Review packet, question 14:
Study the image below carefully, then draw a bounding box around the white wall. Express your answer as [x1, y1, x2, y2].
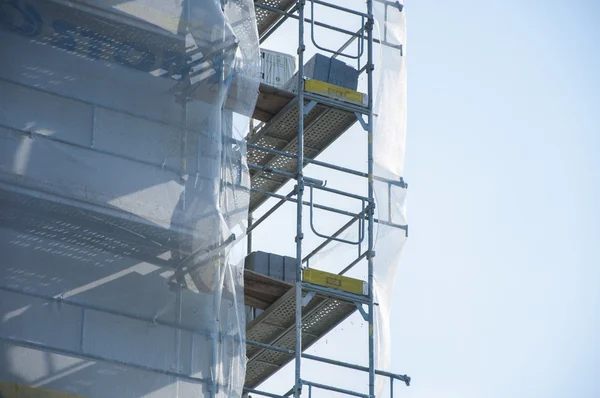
[0, 6, 243, 396]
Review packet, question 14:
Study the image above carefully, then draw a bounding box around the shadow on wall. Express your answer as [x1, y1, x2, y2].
[0, 200, 219, 397]
[0, 2, 247, 396]
[0, 0, 235, 214]
[0, 161, 244, 397]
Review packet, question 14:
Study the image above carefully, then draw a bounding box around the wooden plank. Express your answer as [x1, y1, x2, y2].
[252, 83, 295, 122]
[252, 107, 275, 123]
[245, 295, 271, 310]
[244, 269, 293, 291]
[244, 269, 293, 309]
[245, 277, 290, 299]
[176, 81, 292, 123]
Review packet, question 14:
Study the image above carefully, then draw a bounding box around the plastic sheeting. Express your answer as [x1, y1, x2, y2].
[372, 0, 408, 396]
[0, 0, 259, 396]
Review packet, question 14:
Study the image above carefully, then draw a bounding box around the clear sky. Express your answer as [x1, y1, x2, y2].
[396, 1, 599, 397]
[250, 0, 600, 397]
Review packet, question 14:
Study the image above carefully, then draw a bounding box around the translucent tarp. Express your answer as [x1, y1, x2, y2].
[372, 1, 408, 395]
[0, 0, 259, 396]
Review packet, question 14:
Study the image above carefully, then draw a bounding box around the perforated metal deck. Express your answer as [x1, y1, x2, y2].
[247, 92, 359, 211]
[245, 286, 357, 389]
[255, 0, 297, 37]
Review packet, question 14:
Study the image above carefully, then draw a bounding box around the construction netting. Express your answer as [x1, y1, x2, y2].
[0, 0, 259, 396]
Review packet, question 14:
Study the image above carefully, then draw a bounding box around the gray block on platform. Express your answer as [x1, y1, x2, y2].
[304, 54, 332, 84]
[245, 251, 296, 283]
[244, 251, 296, 323]
[328, 57, 359, 89]
[283, 54, 358, 93]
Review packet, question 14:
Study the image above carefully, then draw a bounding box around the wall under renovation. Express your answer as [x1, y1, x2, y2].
[0, 0, 259, 396]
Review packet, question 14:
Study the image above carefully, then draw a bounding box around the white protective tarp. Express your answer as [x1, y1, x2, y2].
[0, 0, 259, 396]
[372, 0, 408, 396]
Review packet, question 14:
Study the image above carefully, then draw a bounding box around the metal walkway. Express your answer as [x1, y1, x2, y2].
[255, 0, 297, 39]
[243, 271, 360, 389]
[248, 83, 365, 211]
[244, 0, 410, 397]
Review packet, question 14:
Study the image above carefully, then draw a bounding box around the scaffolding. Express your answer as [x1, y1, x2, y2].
[0, 0, 408, 396]
[242, 0, 409, 397]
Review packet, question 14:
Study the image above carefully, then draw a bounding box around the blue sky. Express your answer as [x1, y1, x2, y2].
[252, 0, 600, 396]
[397, 1, 600, 397]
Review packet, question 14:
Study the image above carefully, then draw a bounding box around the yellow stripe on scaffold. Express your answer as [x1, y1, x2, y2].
[302, 268, 367, 296]
[304, 80, 368, 107]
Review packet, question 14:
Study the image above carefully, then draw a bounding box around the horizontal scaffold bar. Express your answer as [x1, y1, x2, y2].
[247, 142, 408, 188]
[250, 188, 408, 232]
[254, 3, 403, 52]
[244, 341, 410, 385]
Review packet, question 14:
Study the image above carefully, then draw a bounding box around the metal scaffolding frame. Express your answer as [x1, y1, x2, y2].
[244, 0, 409, 396]
[0, 0, 408, 395]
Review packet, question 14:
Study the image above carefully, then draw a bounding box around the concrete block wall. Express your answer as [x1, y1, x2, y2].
[0, 16, 243, 398]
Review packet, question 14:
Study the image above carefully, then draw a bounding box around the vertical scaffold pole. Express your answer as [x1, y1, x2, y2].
[294, 0, 306, 397]
[366, 0, 376, 397]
